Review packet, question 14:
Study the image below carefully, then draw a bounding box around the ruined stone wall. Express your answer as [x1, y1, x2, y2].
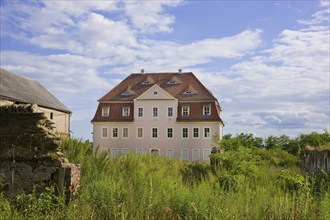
[301, 147, 330, 173]
[0, 104, 80, 197]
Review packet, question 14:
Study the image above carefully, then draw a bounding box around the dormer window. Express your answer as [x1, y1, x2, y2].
[183, 91, 194, 95]
[203, 105, 211, 116]
[122, 107, 130, 117]
[121, 91, 132, 96]
[141, 81, 151, 85]
[182, 106, 189, 116]
[167, 80, 178, 85]
[102, 106, 110, 117]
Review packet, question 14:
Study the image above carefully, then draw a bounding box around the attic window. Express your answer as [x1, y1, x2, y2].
[121, 91, 132, 96]
[167, 80, 178, 85]
[182, 91, 194, 95]
[141, 81, 151, 85]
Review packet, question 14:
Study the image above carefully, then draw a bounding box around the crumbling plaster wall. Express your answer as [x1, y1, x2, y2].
[0, 104, 79, 196]
[301, 148, 330, 173]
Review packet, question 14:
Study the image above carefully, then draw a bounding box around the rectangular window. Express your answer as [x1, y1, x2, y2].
[193, 128, 199, 138]
[181, 149, 189, 160]
[122, 148, 129, 155]
[182, 128, 188, 138]
[166, 149, 174, 158]
[182, 106, 189, 116]
[153, 107, 158, 117]
[102, 127, 108, 138]
[122, 107, 130, 117]
[167, 128, 173, 138]
[204, 127, 211, 138]
[102, 106, 110, 117]
[152, 128, 158, 138]
[192, 149, 199, 161]
[138, 107, 143, 117]
[123, 128, 129, 138]
[203, 149, 211, 160]
[111, 148, 118, 157]
[203, 105, 211, 116]
[137, 127, 143, 138]
[168, 107, 173, 117]
[112, 128, 118, 138]
[136, 148, 143, 155]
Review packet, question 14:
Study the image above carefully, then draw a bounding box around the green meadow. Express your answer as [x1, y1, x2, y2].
[1, 131, 329, 220]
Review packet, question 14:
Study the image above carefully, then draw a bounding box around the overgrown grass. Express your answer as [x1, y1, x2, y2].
[0, 137, 329, 219]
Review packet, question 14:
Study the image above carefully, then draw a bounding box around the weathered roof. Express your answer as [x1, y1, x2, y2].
[99, 72, 218, 102]
[0, 68, 71, 113]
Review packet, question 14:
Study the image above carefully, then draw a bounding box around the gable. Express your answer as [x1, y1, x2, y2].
[135, 84, 176, 100]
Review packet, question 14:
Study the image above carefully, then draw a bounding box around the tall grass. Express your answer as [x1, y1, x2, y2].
[0, 138, 329, 219]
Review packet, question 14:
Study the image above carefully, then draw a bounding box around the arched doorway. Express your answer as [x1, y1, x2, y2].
[151, 148, 159, 155]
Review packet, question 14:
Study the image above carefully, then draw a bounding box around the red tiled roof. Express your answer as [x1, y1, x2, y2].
[92, 72, 223, 124]
[99, 72, 217, 102]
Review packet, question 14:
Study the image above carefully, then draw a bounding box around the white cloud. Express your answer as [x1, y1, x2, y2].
[297, 1, 329, 26]
[124, 1, 183, 33]
[0, 51, 110, 95]
[1, 0, 329, 139]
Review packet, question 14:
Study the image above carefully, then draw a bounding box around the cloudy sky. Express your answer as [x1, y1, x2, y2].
[1, 0, 329, 140]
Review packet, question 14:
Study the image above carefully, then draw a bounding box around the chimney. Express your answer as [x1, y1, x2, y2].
[178, 68, 182, 73]
[141, 69, 145, 74]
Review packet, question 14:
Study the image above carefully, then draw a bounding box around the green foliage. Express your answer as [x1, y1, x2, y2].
[14, 187, 66, 219]
[181, 162, 211, 186]
[277, 170, 308, 192]
[1, 136, 330, 219]
[254, 148, 299, 167]
[219, 133, 263, 151]
[218, 175, 238, 192]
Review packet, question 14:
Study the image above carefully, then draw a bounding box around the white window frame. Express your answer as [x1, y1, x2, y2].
[181, 149, 189, 160]
[166, 149, 174, 158]
[167, 107, 173, 117]
[122, 107, 130, 117]
[203, 105, 211, 116]
[122, 127, 129, 138]
[204, 127, 211, 139]
[167, 127, 173, 139]
[182, 128, 188, 139]
[137, 127, 143, 139]
[192, 149, 200, 161]
[182, 106, 189, 116]
[111, 148, 118, 157]
[122, 148, 129, 155]
[203, 149, 211, 160]
[136, 148, 143, 155]
[137, 107, 144, 117]
[152, 127, 158, 139]
[112, 127, 118, 138]
[102, 106, 110, 117]
[193, 128, 199, 139]
[101, 127, 108, 139]
[152, 107, 159, 117]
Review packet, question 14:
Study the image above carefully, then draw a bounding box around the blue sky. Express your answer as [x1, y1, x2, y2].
[1, 0, 329, 140]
